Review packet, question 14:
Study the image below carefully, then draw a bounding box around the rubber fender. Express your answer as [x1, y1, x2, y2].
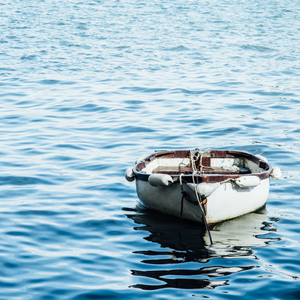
[235, 176, 260, 188]
[125, 168, 135, 182]
[271, 167, 281, 180]
[191, 182, 220, 197]
[148, 174, 174, 187]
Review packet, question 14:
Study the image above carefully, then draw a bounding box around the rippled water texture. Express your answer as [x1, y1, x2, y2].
[0, 0, 300, 299]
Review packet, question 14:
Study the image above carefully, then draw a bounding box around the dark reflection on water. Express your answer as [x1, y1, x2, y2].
[131, 270, 230, 290]
[125, 208, 277, 290]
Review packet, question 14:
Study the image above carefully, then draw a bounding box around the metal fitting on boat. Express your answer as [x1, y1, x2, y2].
[270, 167, 281, 180]
[125, 168, 136, 182]
[148, 174, 174, 187]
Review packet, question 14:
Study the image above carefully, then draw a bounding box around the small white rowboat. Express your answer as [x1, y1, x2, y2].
[125, 149, 281, 226]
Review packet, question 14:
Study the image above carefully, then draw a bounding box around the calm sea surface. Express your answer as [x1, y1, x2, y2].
[1, 0, 300, 299]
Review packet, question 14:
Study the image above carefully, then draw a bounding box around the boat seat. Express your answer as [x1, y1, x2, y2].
[152, 166, 251, 175]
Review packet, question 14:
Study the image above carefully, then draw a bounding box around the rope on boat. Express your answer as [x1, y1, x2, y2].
[179, 174, 197, 217]
[179, 149, 214, 245]
[191, 149, 213, 245]
[190, 148, 214, 173]
[192, 171, 213, 246]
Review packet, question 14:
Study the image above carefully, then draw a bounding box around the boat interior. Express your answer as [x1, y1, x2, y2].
[137, 150, 268, 176]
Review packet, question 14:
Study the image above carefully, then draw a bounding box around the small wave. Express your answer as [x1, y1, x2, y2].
[0, 176, 54, 186]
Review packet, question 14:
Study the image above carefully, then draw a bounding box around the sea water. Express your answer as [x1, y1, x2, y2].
[0, 0, 300, 299]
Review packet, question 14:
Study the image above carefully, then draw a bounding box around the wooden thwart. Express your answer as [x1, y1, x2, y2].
[152, 166, 251, 175]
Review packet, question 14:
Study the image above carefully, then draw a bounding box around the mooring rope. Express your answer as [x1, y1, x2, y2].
[190, 149, 213, 245]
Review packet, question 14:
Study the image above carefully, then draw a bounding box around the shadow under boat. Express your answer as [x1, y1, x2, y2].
[124, 206, 279, 290]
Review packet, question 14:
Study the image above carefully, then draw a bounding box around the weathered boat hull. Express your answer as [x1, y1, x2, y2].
[135, 177, 269, 225]
[126, 149, 280, 225]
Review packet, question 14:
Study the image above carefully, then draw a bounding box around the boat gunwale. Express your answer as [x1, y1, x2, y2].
[133, 149, 272, 183]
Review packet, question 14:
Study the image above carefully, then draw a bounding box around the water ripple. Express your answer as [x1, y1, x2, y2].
[0, 0, 299, 299]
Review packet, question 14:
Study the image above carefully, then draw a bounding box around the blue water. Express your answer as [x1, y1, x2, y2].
[1, 0, 300, 299]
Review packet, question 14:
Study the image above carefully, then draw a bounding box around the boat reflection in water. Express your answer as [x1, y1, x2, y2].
[125, 207, 279, 290]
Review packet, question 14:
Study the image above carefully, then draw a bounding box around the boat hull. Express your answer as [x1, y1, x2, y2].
[135, 177, 269, 225]
[126, 149, 279, 225]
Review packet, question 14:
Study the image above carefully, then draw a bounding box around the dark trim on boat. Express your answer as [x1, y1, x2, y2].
[133, 150, 272, 184]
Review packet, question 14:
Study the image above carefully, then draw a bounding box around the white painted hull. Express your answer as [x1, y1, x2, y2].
[126, 149, 280, 225]
[136, 177, 269, 225]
